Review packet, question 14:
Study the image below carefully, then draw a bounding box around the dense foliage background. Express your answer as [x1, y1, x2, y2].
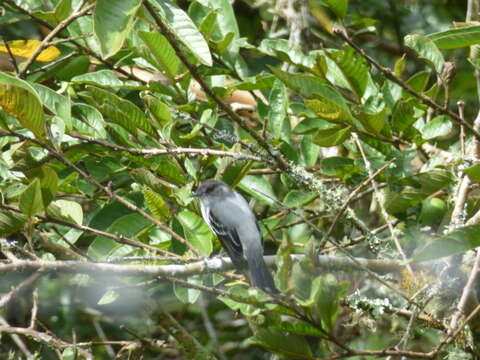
[3, 0, 480, 358]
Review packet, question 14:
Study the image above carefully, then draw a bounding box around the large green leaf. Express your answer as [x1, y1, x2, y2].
[259, 39, 315, 70]
[283, 190, 317, 208]
[270, 68, 352, 123]
[93, 0, 142, 58]
[32, 83, 72, 131]
[420, 115, 452, 140]
[427, 25, 480, 49]
[71, 70, 124, 87]
[72, 103, 107, 138]
[327, 46, 369, 99]
[138, 31, 182, 79]
[142, 94, 172, 129]
[88, 213, 151, 259]
[313, 124, 351, 147]
[405, 34, 444, 73]
[20, 178, 43, 217]
[0, 72, 44, 138]
[0, 210, 27, 236]
[82, 86, 156, 137]
[238, 175, 277, 205]
[149, 0, 212, 66]
[177, 210, 213, 256]
[413, 225, 480, 262]
[143, 187, 171, 222]
[324, 0, 348, 19]
[268, 80, 289, 141]
[250, 329, 313, 358]
[48, 200, 83, 226]
[174, 275, 202, 304]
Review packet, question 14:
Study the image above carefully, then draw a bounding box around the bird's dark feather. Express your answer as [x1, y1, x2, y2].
[207, 210, 247, 269]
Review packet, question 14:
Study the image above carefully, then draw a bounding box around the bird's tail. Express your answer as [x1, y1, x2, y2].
[248, 254, 278, 294]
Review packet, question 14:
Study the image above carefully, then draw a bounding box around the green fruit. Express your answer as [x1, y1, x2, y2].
[419, 197, 447, 226]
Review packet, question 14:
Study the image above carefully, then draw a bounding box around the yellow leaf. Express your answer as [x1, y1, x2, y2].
[0, 40, 61, 62]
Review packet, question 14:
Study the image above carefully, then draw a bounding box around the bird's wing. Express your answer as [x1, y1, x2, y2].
[206, 209, 246, 269]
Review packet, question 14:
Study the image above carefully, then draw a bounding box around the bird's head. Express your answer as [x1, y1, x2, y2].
[193, 180, 231, 199]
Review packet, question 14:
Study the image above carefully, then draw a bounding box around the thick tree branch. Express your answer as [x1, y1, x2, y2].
[0, 255, 403, 277]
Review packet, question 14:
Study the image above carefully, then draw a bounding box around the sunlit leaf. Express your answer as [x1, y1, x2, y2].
[0, 40, 60, 62]
[94, 0, 142, 59]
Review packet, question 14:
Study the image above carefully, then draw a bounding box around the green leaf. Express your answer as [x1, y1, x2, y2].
[400, 168, 453, 193]
[293, 117, 336, 135]
[268, 80, 289, 141]
[357, 96, 386, 134]
[177, 210, 213, 256]
[392, 99, 416, 132]
[464, 163, 480, 183]
[20, 178, 43, 217]
[321, 157, 356, 179]
[324, 0, 348, 19]
[155, 159, 186, 185]
[0, 72, 44, 138]
[32, 83, 72, 131]
[181, 108, 217, 139]
[149, 0, 212, 66]
[405, 34, 444, 74]
[71, 70, 124, 87]
[98, 289, 119, 305]
[72, 103, 107, 138]
[327, 46, 369, 98]
[198, 9, 218, 40]
[0, 210, 27, 236]
[201, 0, 240, 39]
[138, 31, 182, 79]
[221, 160, 253, 188]
[93, 0, 142, 59]
[283, 190, 316, 208]
[301, 135, 320, 167]
[143, 187, 171, 222]
[406, 71, 430, 93]
[211, 32, 235, 55]
[313, 125, 351, 147]
[48, 200, 83, 225]
[413, 225, 480, 262]
[131, 168, 171, 194]
[67, 15, 101, 54]
[273, 320, 323, 337]
[420, 115, 452, 140]
[238, 175, 277, 205]
[88, 213, 151, 259]
[250, 328, 313, 358]
[82, 86, 156, 137]
[142, 94, 172, 129]
[427, 25, 480, 49]
[314, 275, 348, 331]
[40, 166, 58, 207]
[174, 275, 202, 304]
[271, 67, 353, 123]
[259, 39, 315, 69]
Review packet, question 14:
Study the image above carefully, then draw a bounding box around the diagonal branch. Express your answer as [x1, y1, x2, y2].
[333, 28, 480, 140]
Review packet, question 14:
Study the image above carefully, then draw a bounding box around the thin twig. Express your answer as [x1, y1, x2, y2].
[352, 133, 413, 275]
[70, 134, 262, 161]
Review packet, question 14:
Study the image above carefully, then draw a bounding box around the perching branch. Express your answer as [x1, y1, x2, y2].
[0, 255, 403, 277]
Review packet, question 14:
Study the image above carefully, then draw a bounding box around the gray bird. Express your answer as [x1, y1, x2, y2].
[193, 180, 277, 294]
